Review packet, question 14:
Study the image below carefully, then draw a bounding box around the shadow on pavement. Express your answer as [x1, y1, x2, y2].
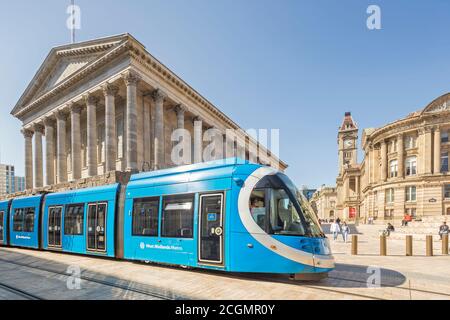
[0, 248, 187, 300]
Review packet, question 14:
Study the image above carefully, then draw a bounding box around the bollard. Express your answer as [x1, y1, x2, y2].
[442, 234, 449, 255]
[351, 235, 358, 255]
[380, 235, 387, 256]
[406, 235, 413, 256]
[426, 235, 433, 256]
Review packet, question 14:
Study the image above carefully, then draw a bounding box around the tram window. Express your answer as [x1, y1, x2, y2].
[249, 189, 267, 229]
[64, 204, 84, 235]
[13, 208, 35, 232]
[23, 208, 35, 232]
[269, 189, 305, 236]
[161, 194, 194, 238]
[132, 197, 160, 236]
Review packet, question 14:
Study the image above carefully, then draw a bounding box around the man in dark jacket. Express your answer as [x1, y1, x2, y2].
[439, 222, 449, 240]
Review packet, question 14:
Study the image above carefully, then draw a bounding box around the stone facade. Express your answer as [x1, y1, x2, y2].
[9, 34, 287, 195]
[335, 93, 450, 221]
[310, 186, 337, 220]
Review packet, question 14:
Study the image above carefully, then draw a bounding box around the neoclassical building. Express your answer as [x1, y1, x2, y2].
[335, 93, 450, 221]
[310, 186, 337, 220]
[10, 34, 286, 191]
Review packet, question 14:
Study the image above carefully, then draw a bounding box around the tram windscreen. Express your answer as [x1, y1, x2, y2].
[249, 173, 324, 238]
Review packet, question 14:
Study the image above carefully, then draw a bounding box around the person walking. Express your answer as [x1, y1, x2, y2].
[330, 221, 341, 241]
[341, 222, 350, 243]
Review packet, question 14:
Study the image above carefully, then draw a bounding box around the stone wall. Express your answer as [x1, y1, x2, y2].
[0, 170, 131, 200]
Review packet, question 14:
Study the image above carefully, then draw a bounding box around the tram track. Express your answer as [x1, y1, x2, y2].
[0, 281, 44, 300]
[0, 257, 184, 300]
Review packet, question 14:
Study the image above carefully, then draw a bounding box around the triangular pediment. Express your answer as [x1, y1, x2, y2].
[421, 92, 450, 114]
[11, 34, 134, 117]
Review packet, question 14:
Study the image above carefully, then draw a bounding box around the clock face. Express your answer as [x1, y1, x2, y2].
[344, 139, 353, 148]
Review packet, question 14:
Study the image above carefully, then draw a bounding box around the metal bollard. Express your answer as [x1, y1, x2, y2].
[351, 235, 358, 255]
[426, 235, 433, 256]
[380, 235, 387, 256]
[406, 235, 413, 256]
[442, 234, 449, 255]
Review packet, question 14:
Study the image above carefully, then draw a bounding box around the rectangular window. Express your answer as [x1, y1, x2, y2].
[444, 185, 450, 199]
[386, 188, 395, 203]
[405, 136, 417, 149]
[161, 194, 195, 238]
[390, 160, 398, 178]
[64, 204, 84, 235]
[441, 152, 449, 173]
[406, 208, 417, 218]
[405, 157, 417, 176]
[389, 140, 397, 153]
[406, 186, 417, 202]
[13, 208, 35, 232]
[132, 197, 160, 236]
[384, 209, 394, 219]
[442, 130, 449, 143]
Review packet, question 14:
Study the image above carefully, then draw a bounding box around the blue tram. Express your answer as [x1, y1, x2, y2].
[0, 159, 335, 279]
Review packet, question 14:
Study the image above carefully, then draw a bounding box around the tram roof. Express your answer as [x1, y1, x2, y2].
[130, 158, 254, 182]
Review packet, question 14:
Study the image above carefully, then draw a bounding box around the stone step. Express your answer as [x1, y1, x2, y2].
[396, 229, 441, 234]
[388, 233, 442, 241]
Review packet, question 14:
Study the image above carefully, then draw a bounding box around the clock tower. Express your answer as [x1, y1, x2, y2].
[338, 112, 358, 175]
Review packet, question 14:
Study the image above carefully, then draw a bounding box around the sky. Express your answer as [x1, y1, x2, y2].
[0, 0, 449, 189]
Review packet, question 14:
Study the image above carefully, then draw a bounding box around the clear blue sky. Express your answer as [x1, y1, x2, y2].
[0, 0, 449, 188]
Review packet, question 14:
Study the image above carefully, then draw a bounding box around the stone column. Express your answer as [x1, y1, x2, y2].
[22, 129, 34, 189]
[425, 127, 433, 174]
[124, 71, 141, 172]
[44, 118, 55, 186]
[175, 104, 186, 130]
[380, 140, 387, 181]
[70, 103, 82, 180]
[56, 110, 68, 183]
[193, 116, 203, 163]
[86, 94, 99, 177]
[434, 126, 441, 174]
[152, 89, 167, 170]
[33, 123, 44, 188]
[397, 133, 404, 178]
[103, 84, 119, 172]
[143, 97, 151, 167]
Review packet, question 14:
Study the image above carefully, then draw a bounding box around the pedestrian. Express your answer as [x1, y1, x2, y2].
[336, 217, 341, 225]
[330, 221, 341, 240]
[341, 222, 350, 243]
[439, 221, 449, 240]
[402, 213, 412, 226]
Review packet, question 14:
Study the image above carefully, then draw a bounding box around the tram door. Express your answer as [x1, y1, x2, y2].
[87, 203, 107, 252]
[198, 194, 224, 264]
[48, 207, 62, 247]
[0, 211, 4, 243]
